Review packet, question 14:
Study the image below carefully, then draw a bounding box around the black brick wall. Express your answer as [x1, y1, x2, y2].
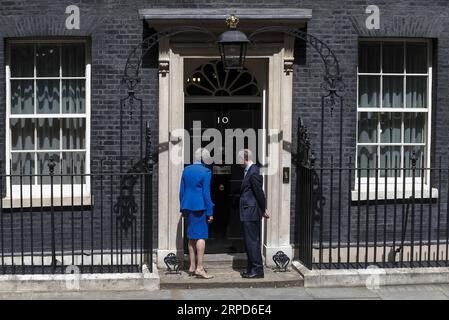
[0, 0, 449, 257]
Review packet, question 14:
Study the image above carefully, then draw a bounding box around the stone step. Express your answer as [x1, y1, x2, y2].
[181, 253, 248, 269]
[160, 266, 304, 289]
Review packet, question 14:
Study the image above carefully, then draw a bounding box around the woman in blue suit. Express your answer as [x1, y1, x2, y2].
[179, 148, 214, 279]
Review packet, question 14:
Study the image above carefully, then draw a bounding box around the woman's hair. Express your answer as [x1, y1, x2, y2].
[238, 149, 252, 162]
[194, 148, 211, 163]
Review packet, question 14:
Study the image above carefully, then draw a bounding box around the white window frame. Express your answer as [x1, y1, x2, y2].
[4, 39, 91, 201]
[355, 38, 433, 189]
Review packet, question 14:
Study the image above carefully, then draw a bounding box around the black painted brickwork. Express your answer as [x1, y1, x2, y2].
[0, 1, 449, 255]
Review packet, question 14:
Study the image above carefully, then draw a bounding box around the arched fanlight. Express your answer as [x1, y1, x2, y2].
[217, 14, 250, 71]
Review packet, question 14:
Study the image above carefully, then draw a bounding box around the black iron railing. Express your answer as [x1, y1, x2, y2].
[0, 159, 153, 275]
[297, 155, 449, 270]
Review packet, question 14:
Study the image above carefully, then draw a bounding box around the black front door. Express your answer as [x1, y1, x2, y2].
[184, 102, 262, 253]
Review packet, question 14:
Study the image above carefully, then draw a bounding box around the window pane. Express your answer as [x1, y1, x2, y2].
[62, 152, 85, 184]
[380, 112, 401, 143]
[11, 80, 34, 114]
[358, 112, 378, 143]
[62, 44, 85, 77]
[357, 146, 377, 177]
[406, 77, 427, 108]
[62, 79, 85, 113]
[382, 76, 403, 108]
[37, 118, 60, 150]
[359, 76, 380, 108]
[62, 118, 85, 149]
[11, 153, 34, 185]
[203, 63, 220, 88]
[36, 44, 60, 77]
[11, 119, 34, 150]
[10, 44, 34, 77]
[404, 147, 424, 177]
[37, 153, 61, 184]
[383, 42, 404, 73]
[380, 146, 401, 177]
[359, 42, 381, 73]
[404, 113, 426, 143]
[406, 43, 427, 74]
[37, 79, 60, 114]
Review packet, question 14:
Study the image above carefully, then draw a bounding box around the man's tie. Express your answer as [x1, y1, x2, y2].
[244, 167, 249, 177]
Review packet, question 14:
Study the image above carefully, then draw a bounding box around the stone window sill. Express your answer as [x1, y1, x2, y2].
[351, 186, 438, 202]
[2, 196, 92, 209]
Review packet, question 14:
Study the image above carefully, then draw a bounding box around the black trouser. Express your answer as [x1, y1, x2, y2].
[242, 220, 263, 274]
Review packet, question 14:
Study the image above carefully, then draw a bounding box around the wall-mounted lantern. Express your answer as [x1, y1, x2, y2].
[217, 14, 250, 71]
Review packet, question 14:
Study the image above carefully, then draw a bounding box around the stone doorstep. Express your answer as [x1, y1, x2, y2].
[182, 253, 248, 269]
[0, 264, 160, 292]
[159, 266, 304, 290]
[292, 260, 449, 288]
[159, 253, 304, 289]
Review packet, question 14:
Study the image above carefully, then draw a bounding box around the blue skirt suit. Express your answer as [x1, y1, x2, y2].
[179, 162, 214, 240]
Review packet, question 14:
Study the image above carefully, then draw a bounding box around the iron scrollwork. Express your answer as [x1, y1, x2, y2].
[123, 26, 216, 92]
[164, 253, 181, 274]
[249, 26, 344, 103]
[113, 160, 142, 236]
[144, 122, 154, 174]
[113, 123, 154, 235]
[311, 170, 325, 222]
[113, 138, 155, 235]
[297, 118, 313, 167]
[272, 251, 290, 272]
[297, 118, 325, 221]
[124, 25, 344, 98]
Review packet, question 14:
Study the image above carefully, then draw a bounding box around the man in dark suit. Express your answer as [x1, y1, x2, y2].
[238, 149, 270, 279]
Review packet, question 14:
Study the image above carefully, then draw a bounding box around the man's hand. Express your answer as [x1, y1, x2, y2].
[263, 209, 270, 219]
[207, 216, 214, 223]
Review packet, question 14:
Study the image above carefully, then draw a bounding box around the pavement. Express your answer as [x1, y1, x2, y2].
[1, 284, 449, 300]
